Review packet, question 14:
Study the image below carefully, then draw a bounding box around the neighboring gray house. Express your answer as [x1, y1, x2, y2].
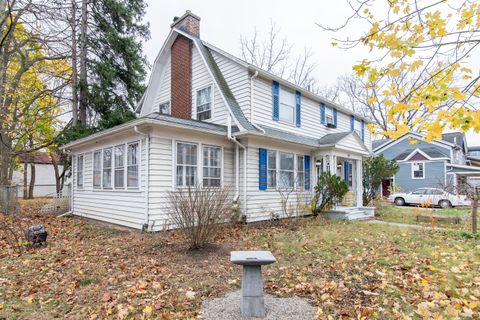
[374, 132, 480, 195]
[62, 11, 374, 231]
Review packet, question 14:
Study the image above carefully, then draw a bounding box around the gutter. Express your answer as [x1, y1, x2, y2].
[134, 125, 150, 231]
[227, 114, 247, 215]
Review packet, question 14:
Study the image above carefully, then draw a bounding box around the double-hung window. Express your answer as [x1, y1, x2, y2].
[93, 151, 102, 188]
[127, 142, 139, 188]
[196, 86, 212, 121]
[325, 107, 334, 125]
[267, 150, 277, 188]
[176, 142, 197, 187]
[103, 148, 112, 188]
[279, 152, 294, 188]
[203, 145, 221, 187]
[77, 154, 84, 188]
[279, 87, 295, 124]
[114, 145, 125, 189]
[296, 155, 304, 189]
[412, 162, 424, 179]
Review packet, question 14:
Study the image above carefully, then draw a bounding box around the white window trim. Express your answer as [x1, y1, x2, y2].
[278, 86, 296, 126]
[92, 150, 102, 189]
[76, 153, 84, 189]
[173, 140, 224, 189]
[195, 84, 214, 121]
[114, 144, 126, 190]
[265, 149, 308, 191]
[90, 139, 141, 192]
[411, 161, 425, 179]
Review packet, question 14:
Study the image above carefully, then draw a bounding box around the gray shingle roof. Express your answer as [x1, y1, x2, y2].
[193, 38, 256, 132]
[258, 126, 320, 147]
[442, 132, 465, 148]
[393, 147, 449, 161]
[372, 138, 391, 150]
[318, 132, 352, 145]
[144, 113, 228, 133]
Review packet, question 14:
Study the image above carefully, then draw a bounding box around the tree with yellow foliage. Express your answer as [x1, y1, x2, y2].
[321, 0, 480, 140]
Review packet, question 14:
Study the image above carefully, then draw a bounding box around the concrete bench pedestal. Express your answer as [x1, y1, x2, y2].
[231, 251, 276, 318]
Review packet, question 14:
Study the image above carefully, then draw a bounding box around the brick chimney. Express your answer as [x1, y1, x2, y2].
[170, 11, 200, 119]
[171, 10, 200, 37]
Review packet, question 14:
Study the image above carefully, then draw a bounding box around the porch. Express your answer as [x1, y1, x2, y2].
[315, 132, 374, 220]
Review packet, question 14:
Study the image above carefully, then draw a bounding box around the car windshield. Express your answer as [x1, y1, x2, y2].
[412, 189, 426, 195]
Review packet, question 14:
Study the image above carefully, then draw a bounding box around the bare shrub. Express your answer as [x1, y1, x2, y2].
[0, 215, 28, 256]
[167, 185, 232, 249]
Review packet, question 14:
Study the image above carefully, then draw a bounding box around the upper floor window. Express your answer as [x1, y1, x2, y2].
[176, 142, 198, 187]
[325, 107, 334, 125]
[77, 154, 84, 188]
[279, 87, 295, 124]
[159, 101, 170, 115]
[196, 86, 212, 121]
[412, 162, 424, 179]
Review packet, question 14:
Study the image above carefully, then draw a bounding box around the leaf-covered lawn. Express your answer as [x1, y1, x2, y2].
[1, 200, 479, 319]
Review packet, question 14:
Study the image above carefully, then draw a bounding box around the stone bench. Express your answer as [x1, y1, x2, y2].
[231, 251, 276, 318]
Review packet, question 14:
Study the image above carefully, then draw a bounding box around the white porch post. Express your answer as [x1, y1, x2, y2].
[330, 154, 337, 175]
[356, 159, 363, 207]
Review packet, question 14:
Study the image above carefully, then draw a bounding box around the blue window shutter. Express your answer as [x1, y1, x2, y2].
[304, 155, 311, 190]
[361, 120, 365, 141]
[320, 103, 325, 124]
[344, 161, 349, 181]
[333, 108, 338, 127]
[259, 148, 267, 190]
[272, 81, 279, 121]
[350, 115, 355, 131]
[295, 91, 301, 127]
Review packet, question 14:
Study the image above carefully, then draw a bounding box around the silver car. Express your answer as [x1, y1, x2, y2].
[388, 188, 471, 208]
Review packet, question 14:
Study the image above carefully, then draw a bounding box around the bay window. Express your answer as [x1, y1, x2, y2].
[203, 145, 221, 187]
[103, 148, 112, 188]
[279, 152, 294, 188]
[127, 142, 139, 188]
[114, 145, 125, 189]
[176, 142, 197, 187]
[93, 151, 101, 188]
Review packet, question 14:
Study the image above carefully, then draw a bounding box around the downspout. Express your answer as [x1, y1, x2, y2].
[227, 114, 247, 214]
[250, 70, 265, 134]
[134, 125, 150, 231]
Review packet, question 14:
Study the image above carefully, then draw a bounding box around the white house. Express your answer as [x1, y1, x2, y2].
[62, 11, 373, 231]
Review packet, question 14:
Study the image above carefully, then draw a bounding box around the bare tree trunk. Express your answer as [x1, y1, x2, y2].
[71, 0, 79, 125]
[78, 0, 88, 125]
[28, 163, 35, 199]
[23, 162, 28, 199]
[473, 187, 478, 234]
[50, 153, 61, 193]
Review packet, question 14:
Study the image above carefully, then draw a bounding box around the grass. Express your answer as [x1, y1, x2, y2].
[1, 200, 479, 319]
[375, 201, 472, 229]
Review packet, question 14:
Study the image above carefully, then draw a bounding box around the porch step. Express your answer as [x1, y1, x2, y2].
[327, 207, 375, 221]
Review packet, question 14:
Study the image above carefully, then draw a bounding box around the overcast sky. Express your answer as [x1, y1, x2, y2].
[143, 0, 480, 146]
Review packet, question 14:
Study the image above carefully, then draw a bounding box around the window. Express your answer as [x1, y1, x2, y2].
[425, 188, 443, 195]
[93, 151, 101, 188]
[127, 142, 139, 188]
[412, 162, 424, 179]
[196, 86, 212, 121]
[267, 150, 277, 188]
[203, 145, 221, 187]
[412, 189, 426, 195]
[354, 119, 361, 136]
[279, 152, 294, 188]
[77, 154, 84, 188]
[176, 142, 197, 187]
[159, 101, 170, 115]
[279, 87, 295, 123]
[114, 145, 125, 188]
[297, 155, 304, 188]
[325, 107, 334, 124]
[103, 148, 112, 188]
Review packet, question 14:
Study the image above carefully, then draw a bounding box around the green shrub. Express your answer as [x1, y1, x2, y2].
[312, 172, 349, 215]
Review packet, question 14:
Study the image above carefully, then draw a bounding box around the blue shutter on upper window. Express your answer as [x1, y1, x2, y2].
[259, 148, 267, 190]
[333, 108, 338, 127]
[272, 81, 279, 121]
[320, 103, 326, 124]
[304, 155, 311, 190]
[350, 115, 355, 131]
[295, 91, 301, 127]
[361, 120, 365, 142]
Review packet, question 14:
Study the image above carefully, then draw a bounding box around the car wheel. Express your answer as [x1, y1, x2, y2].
[394, 197, 405, 206]
[439, 200, 452, 208]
